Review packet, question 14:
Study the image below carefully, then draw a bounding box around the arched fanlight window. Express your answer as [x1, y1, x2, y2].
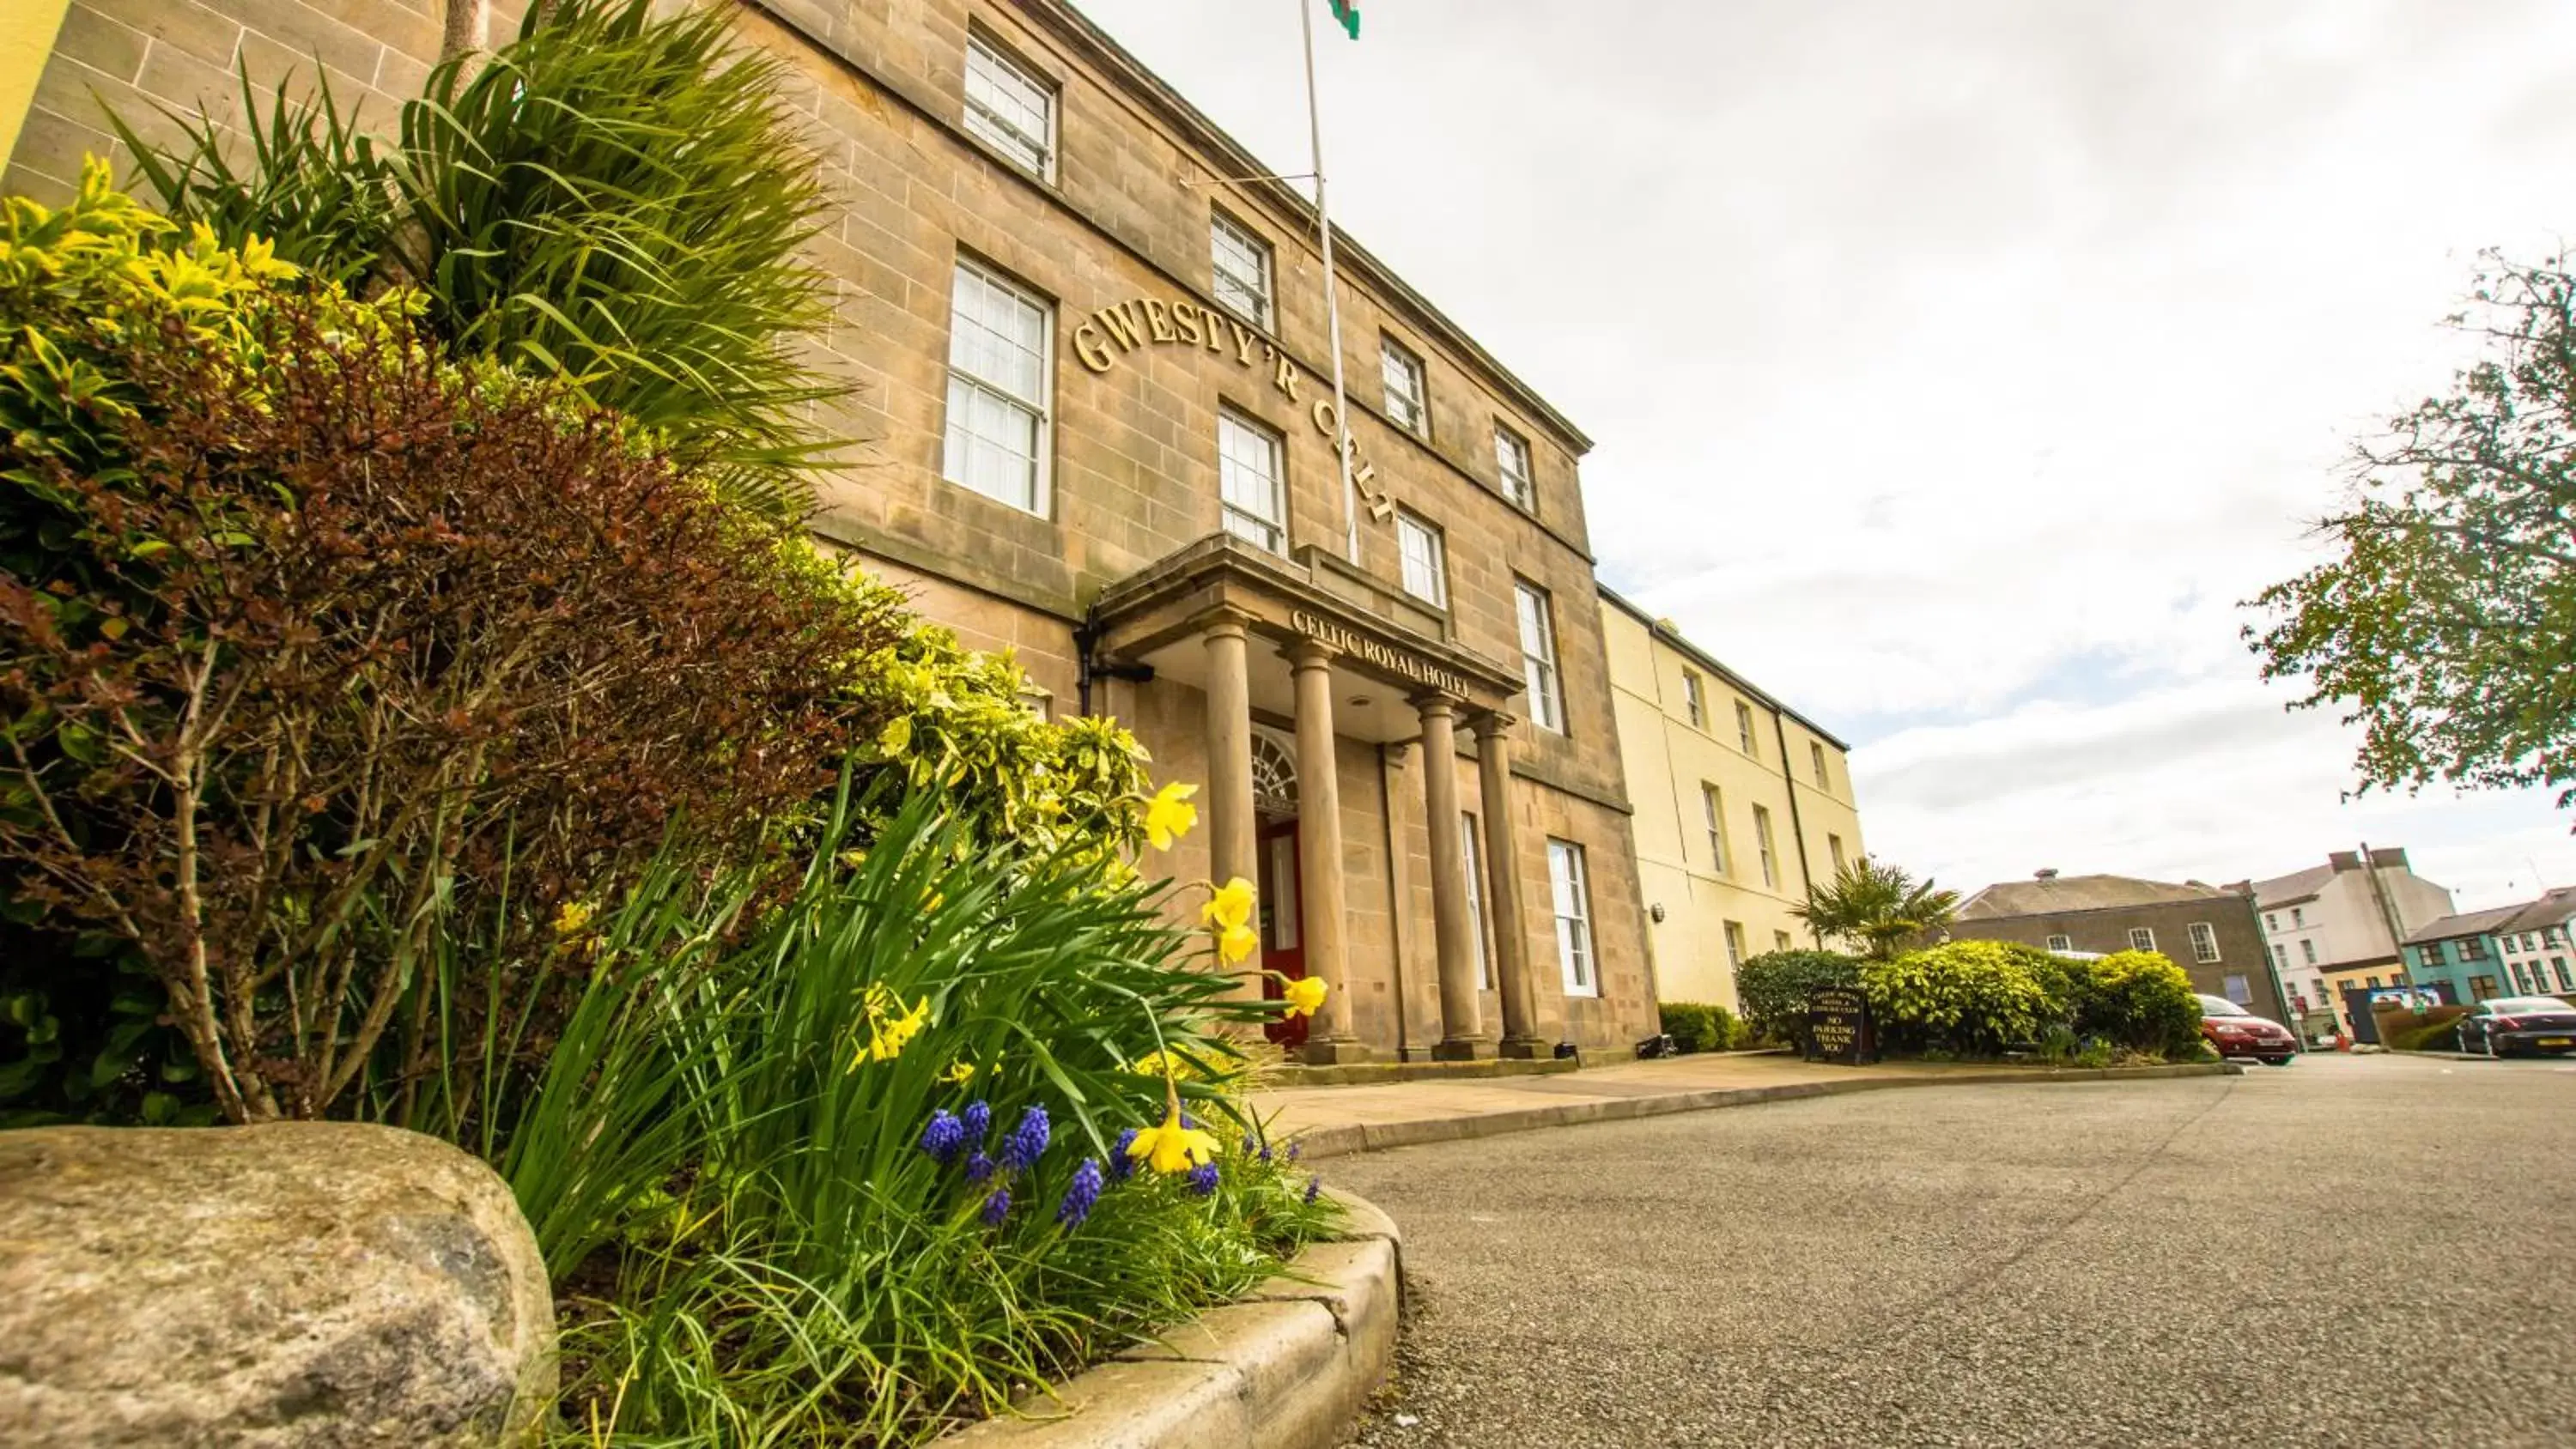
[1250, 728, 1298, 820]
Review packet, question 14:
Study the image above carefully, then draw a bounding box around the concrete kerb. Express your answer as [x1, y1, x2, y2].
[1289, 1061, 2245, 1161]
[939, 1187, 1402, 1449]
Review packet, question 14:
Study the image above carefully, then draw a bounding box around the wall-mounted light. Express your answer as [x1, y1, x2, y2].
[1649, 902, 1668, 923]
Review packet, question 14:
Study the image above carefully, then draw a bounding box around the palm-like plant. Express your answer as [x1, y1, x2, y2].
[1792, 856, 1962, 961]
[113, 0, 841, 521]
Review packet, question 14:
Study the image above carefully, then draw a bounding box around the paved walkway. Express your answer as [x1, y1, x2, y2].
[1254, 1051, 2236, 1158]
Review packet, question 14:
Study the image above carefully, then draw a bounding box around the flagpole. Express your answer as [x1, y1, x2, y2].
[1299, 0, 1361, 566]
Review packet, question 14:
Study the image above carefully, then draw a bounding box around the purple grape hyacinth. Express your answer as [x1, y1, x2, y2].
[1057, 1158, 1104, 1228]
[1109, 1127, 1139, 1180]
[919, 1109, 966, 1163]
[1187, 1161, 1220, 1197]
[1001, 1104, 1051, 1172]
[981, 1186, 1012, 1226]
[961, 1100, 992, 1142]
[1303, 1174, 1322, 1204]
[965, 1150, 996, 1183]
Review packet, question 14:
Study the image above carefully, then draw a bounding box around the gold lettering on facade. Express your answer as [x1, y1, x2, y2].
[1097, 300, 1147, 353]
[1226, 318, 1257, 366]
[1288, 610, 1471, 698]
[1273, 351, 1301, 401]
[1173, 300, 1205, 346]
[1145, 298, 1177, 343]
[1073, 322, 1115, 373]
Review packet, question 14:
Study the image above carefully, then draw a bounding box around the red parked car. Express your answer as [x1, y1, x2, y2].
[2196, 995, 2299, 1065]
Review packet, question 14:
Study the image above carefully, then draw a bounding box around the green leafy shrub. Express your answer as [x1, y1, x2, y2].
[1862, 941, 2063, 1056]
[1659, 1001, 1743, 1054]
[2066, 949, 2202, 1058]
[121, 0, 843, 518]
[1733, 949, 1862, 1050]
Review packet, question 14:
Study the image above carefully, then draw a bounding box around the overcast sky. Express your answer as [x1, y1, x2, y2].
[1072, 0, 2576, 911]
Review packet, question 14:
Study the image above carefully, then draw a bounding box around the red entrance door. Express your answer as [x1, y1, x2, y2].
[1257, 818, 1309, 1049]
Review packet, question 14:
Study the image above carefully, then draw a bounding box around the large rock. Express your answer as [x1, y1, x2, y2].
[0, 1122, 556, 1447]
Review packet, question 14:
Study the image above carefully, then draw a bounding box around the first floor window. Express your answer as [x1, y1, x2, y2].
[1218, 409, 1285, 552]
[1395, 510, 1448, 607]
[1752, 804, 1778, 888]
[2129, 926, 2156, 952]
[2273, 944, 2287, 968]
[1463, 812, 1492, 991]
[1722, 920, 1747, 969]
[1547, 839, 1595, 996]
[1700, 783, 1727, 872]
[1515, 581, 1564, 732]
[2300, 939, 2318, 966]
[2047, 934, 2073, 952]
[2188, 921, 2221, 964]
[943, 260, 1052, 513]
[2555, 958, 2572, 991]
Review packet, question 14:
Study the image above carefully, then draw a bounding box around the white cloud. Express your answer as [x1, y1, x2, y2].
[1068, 0, 2576, 903]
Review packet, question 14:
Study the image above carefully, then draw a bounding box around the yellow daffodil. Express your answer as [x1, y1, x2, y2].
[1202, 876, 1255, 933]
[1218, 922, 1259, 965]
[552, 900, 596, 937]
[1282, 975, 1328, 1019]
[944, 1059, 976, 1085]
[855, 984, 930, 1068]
[1144, 781, 1200, 850]
[1127, 1100, 1222, 1175]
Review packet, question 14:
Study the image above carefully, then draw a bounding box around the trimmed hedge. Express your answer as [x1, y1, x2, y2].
[1733, 950, 1862, 1050]
[1659, 1002, 1746, 1054]
[2379, 1005, 2470, 1052]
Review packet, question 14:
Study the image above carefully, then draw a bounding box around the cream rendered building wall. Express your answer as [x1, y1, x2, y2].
[1601, 598, 1866, 1011]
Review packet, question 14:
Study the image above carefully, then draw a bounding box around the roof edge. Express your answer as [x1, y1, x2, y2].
[1599, 585, 1853, 751]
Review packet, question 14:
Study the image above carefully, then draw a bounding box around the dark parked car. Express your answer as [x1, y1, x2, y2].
[2196, 995, 2298, 1065]
[2454, 997, 2576, 1058]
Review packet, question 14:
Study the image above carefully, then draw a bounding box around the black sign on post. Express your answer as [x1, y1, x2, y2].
[1806, 986, 1875, 1065]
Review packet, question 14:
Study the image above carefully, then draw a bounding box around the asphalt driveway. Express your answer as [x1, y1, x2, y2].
[1325, 1052, 2576, 1448]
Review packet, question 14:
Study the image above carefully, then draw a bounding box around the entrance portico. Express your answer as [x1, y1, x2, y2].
[1091, 534, 1549, 1063]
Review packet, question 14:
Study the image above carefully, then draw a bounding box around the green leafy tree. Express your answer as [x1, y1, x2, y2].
[116, 0, 840, 519]
[1791, 856, 1962, 960]
[2245, 250, 2576, 811]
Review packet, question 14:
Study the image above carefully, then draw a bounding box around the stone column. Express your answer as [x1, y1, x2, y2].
[1473, 711, 1546, 1058]
[1289, 640, 1366, 1063]
[1418, 693, 1490, 1058]
[1202, 611, 1256, 893]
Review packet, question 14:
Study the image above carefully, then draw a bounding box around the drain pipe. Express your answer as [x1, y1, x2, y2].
[1771, 708, 1818, 933]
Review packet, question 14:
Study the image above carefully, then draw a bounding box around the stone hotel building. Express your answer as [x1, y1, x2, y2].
[2, 0, 1662, 1059]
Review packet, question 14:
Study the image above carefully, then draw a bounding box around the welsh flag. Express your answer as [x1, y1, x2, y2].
[1327, 0, 1359, 39]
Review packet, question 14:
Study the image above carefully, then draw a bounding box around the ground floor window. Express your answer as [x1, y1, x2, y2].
[2047, 933, 2072, 952]
[2129, 926, 2155, 952]
[1546, 838, 1595, 997]
[1722, 920, 1746, 969]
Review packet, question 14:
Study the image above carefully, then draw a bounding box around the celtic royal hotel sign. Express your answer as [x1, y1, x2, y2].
[1072, 296, 1398, 524]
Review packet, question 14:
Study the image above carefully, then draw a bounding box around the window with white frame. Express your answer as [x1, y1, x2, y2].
[1735, 699, 1758, 756]
[1700, 783, 1727, 872]
[2188, 921, 2221, 964]
[1515, 581, 1563, 732]
[2129, 926, 2156, 952]
[1209, 210, 1273, 329]
[1395, 510, 1448, 608]
[943, 260, 1052, 513]
[1723, 920, 1747, 968]
[1752, 804, 1778, 888]
[2047, 933, 2073, 952]
[1217, 409, 1286, 553]
[963, 32, 1054, 178]
[1547, 838, 1595, 996]
[1493, 423, 1534, 509]
[1828, 834, 1848, 875]
[2300, 938, 2318, 965]
[1774, 929, 1794, 952]
[1810, 740, 1831, 789]
[1462, 812, 1492, 991]
[2291, 906, 2305, 928]
[2265, 912, 2279, 932]
[1681, 670, 1705, 729]
[2272, 943, 2287, 968]
[1381, 336, 1428, 436]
